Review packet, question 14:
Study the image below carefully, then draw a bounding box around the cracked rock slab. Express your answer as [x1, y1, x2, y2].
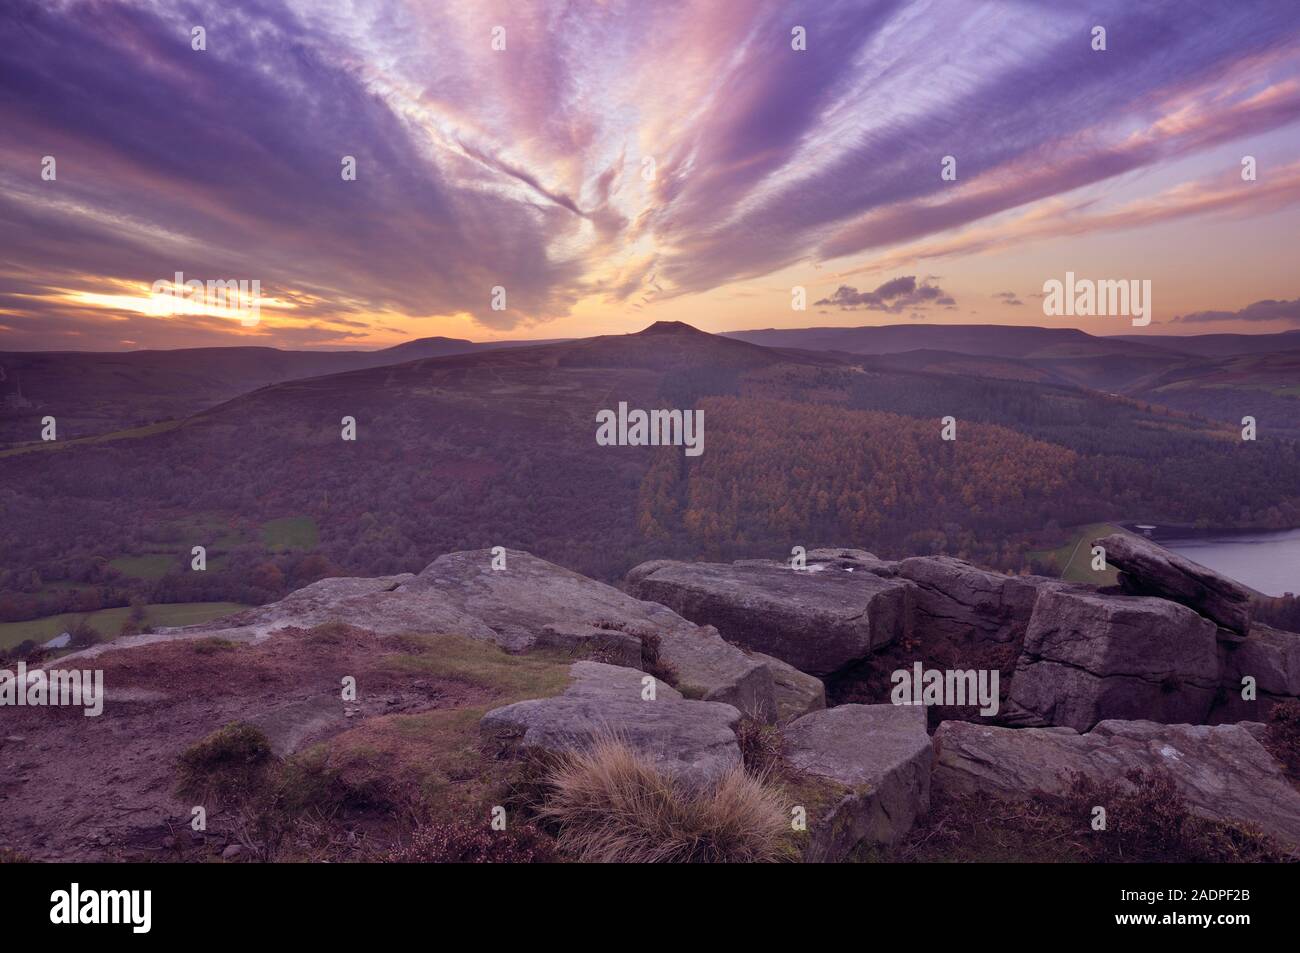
[783, 704, 932, 861]
[897, 556, 1044, 645]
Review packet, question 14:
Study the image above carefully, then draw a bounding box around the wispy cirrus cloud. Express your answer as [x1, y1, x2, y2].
[836, 160, 1300, 280]
[0, 0, 1298, 349]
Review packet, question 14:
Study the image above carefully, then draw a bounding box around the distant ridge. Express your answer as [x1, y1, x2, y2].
[722, 323, 1122, 358]
[1108, 328, 1300, 357]
[725, 322, 1300, 360]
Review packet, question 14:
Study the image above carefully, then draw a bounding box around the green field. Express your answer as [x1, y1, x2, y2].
[109, 553, 177, 580]
[262, 516, 319, 552]
[0, 602, 249, 650]
[1026, 522, 1125, 584]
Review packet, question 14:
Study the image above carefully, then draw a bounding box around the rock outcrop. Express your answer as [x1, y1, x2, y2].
[934, 719, 1300, 849]
[626, 558, 911, 676]
[116, 549, 777, 717]
[21, 541, 1300, 864]
[1008, 585, 1219, 731]
[1095, 532, 1254, 634]
[480, 661, 743, 787]
[784, 704, 932, 861]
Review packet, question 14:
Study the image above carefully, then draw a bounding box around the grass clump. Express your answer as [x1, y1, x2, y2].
[536, 737, 787, 863]
[191, 637, 238, 655]
[301, 621, 365, 646]
[176, 722, 275, 804]
[379, 633, 572, 699]
[734, 712, 785, 777]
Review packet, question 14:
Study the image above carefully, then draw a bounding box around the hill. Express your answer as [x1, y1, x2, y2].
[0, 335, 554, 448]
[1110, 329, 1300, 357]
[724, 323, 1181, 360]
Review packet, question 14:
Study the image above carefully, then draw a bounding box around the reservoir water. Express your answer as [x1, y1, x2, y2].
[1160, 528, 1300, 597]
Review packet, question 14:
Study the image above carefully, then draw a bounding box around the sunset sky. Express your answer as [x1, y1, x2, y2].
[2, 0, 1299, 351]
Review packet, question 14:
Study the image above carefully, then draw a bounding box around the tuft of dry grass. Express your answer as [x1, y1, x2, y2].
[536, 737, 787, 863]
[734, 711, 785, 778]
[387, 820, 555, 863]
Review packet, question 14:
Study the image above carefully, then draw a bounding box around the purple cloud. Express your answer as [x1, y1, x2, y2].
[814, 276, 952, 313]
[1174, 298, 1300, 324]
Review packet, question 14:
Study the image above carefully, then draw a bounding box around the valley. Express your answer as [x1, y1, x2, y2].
[3, 322, 1299, 655]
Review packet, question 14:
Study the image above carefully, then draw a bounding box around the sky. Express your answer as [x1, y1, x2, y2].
[2, 0, 1299, 351]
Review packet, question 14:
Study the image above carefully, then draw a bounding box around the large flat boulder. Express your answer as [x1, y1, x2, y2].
[1095, 532, 1253, 634]
[783, 704, 932, 861]
[626, 558, 912, 676]
[934, 719, 1300, 849]
[404, 550, 773, 713]
[480, 661, 742, 787]
[1008, 585, 1219, 731]
[897, 556, 1044, 645]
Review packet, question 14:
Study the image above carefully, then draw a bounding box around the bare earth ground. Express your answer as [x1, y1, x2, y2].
[0, 626, 567, 861]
